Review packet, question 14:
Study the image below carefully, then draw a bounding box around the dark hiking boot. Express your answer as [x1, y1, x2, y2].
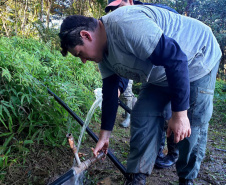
[124, 173, 147, 185]
[155, 133, 179, 169]
[154, 153, 179, 169]
[179, 178, 194, 185]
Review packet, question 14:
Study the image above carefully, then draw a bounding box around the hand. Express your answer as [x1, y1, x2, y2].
[93, 130, 111, 157]
[167, 110, 191, 143]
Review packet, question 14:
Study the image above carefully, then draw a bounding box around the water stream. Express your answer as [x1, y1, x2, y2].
[76, 88, 102, 158]
[63, 88, 102, 185]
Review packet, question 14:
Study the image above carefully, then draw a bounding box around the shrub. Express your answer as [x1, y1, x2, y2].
[0, 36, 102, 174]
[210, 79, 226, 126]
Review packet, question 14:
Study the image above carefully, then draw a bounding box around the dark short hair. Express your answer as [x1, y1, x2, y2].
[59, 15, 98, 56]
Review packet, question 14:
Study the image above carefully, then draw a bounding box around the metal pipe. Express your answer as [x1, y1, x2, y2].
[47, 88, 129, 179]
[72, 152, 105, 174]
[66, 133, 81, 166]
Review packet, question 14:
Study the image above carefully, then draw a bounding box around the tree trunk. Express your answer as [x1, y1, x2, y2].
[21, 0, 28, 34]
[41, 0, 43, 22]
[15, 0, 17, 35]
[46, 0, 52, 29]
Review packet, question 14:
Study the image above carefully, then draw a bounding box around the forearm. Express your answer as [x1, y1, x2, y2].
[172, 110, 188, 119]
[165, 59, 190, 112]
[101, 75, 120, 131]
[99, 129, 111, 140]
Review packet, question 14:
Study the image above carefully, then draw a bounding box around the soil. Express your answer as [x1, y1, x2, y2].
[2, 107, 225, 185]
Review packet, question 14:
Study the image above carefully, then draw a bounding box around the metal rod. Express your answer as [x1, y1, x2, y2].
[73, 152, 105, 174]
[47, 88, 129, 179]
[66, 133, 81, 166]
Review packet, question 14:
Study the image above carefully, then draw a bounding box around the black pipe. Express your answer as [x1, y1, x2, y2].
[49, 169, 74, 185]
[47, 88, 129, 179]
[118, 99, 132, 114]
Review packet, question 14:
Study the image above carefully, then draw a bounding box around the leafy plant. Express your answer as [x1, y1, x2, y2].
[0, 36, 102, 177]
[210, 80, 226, 127]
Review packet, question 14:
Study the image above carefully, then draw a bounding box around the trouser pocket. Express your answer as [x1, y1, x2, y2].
[189, 86, 214, 127]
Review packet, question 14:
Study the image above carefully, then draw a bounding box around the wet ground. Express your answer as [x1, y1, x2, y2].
[2, 107, 225, 185]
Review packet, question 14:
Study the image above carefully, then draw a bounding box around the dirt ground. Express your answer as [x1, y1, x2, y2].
[2, 107, 226, 185]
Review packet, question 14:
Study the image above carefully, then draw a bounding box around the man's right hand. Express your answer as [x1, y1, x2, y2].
[93, 130, 111, 157]
[167, 110, 191, 143]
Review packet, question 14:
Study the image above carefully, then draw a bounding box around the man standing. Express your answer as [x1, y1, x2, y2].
[59, 5, 222, 185]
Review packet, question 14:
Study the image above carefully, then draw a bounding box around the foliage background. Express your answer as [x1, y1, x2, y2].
[0, 36, 102, 178]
